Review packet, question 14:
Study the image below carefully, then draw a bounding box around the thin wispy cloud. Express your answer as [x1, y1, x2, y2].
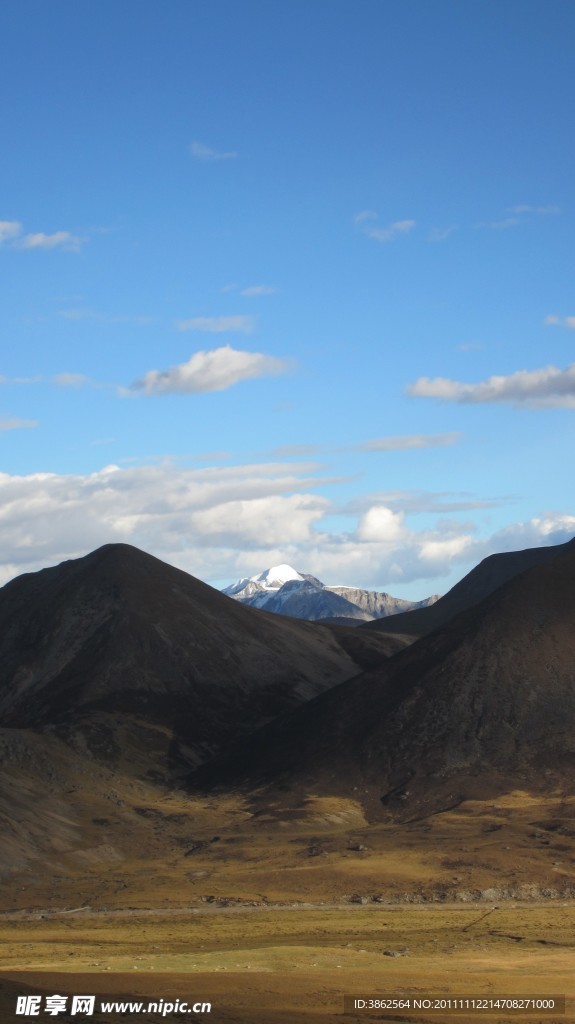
[342, 489, 506, 516]
[176, 315, 255, 334]
[240, 285, 277, 297]
[268, 443, 321, 458]
[507, 204, 560, 216]
[480, 217, 521, 231]
[479, 203, 560, 231]
[131, 345, 290, 396]
[429, 225, 457, 242]
[59, 308, 157, 326]
[0, 374, 43, 385]
[354, 432, 461, 452]
[408, 363, 575, 408]
[457, 342, 484, 352]
[0, 417, 38, 431]
[52, 373, 91, 388]
[354, 211, 416, 242]
[545, 315, 575, 329]
[189, 140, 238, 161]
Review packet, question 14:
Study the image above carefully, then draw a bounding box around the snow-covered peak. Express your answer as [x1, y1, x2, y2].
[252, 564, 304, 590]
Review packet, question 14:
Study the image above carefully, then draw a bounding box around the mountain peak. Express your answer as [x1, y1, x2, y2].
[223, 564, 439, 623]
[253, 564, 304, 588]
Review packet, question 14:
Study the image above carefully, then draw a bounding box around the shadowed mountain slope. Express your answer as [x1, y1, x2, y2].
[0, 544, 406, 771]
[363, 538, 573, 638]
[192, 538, 575, 817]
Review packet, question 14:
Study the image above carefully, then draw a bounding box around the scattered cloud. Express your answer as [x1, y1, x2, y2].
[545, 315, 575, 329]
[240, 285, 277, 297]
[0, 417, 38, 431]
[1, 219, 84, 251]
[1, 461, 572, 593]
[176, 315, 255, 334]
[354, 432, 461, 452]
[131, 344, 290, 395]
[408, 363, 575, 408]
[189, 140, 238, 161]
[354, 211, 416, 242]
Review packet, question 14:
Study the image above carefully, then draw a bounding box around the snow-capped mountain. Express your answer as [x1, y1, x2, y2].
[222, 564, 439, 624]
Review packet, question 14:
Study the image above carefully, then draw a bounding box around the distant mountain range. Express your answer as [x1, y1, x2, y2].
[223, 563, 439, 624]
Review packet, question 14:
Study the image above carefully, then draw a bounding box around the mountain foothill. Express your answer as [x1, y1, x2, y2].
[1, 536, 575, 873]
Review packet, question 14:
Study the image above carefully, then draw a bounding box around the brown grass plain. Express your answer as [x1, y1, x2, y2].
[2, 780, 575, 1024]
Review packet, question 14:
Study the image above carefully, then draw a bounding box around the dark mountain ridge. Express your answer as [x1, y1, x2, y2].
[192, 537, 575, 817]
[363, 538, 572, 637]
[0, 543, 405, 771]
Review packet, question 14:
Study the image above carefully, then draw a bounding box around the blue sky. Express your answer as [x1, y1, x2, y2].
[1, 0, 574, 596]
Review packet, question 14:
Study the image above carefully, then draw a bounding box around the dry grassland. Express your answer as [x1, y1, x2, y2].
[2, 786, 575, 1022]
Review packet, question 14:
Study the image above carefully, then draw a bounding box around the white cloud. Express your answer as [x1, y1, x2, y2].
[190, 494, 327, 545]
[357, 506, 405, 543]
[189, 140, 238, 161]
[17, 231, 83, 252]
[240, 285, 277, 297]
[0, 417, 38, 431]
[0, 221, 23, 243]
[176, 315, 255, 334]
[35, 232, 83, 251]
[354, 432, 461, 452]
[545, 315, 575, 329]
[356, 212, 416, 242]
[0, 463, 572, 593]
[407, 363, 575, 408]
[131, 345, 290, 395]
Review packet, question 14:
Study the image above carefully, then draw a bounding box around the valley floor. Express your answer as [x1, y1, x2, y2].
[0, 903, 574, 1023]
[2, 788, 575, 1023]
